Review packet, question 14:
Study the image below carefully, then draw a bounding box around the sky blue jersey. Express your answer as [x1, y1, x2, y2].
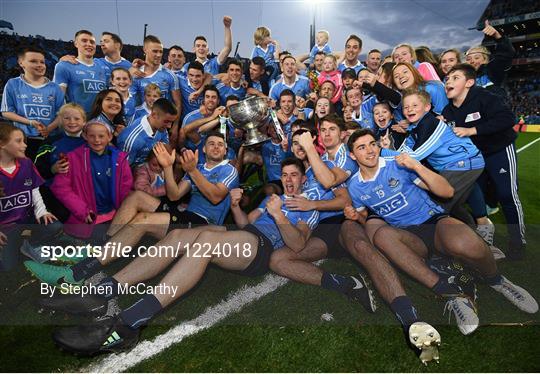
[309, 43, 332, 64]
[117, 115, 169, 165]
[53, 59, 107, 113]
[253, 195, 319, 250]
[347, 157, 445, 227]
[338, 60, 365, 74]
[128, 102, 150, 127]
[216, 83, 246, 105]
[184, 160, 239, 225]
[381, 113, 485, 171]
[251, 44, 276, 67]
[261, 140, 288, 181]
[303, 160, 344, 220]
[269, 75, 311, 101]
[322, 143, 359, 181]
[182, 56, 221, 76]
[1, 76, 64, 137]
[95, 57, 132, 81]
[178, 75, 204, 118]
[131, 65, 179, 105]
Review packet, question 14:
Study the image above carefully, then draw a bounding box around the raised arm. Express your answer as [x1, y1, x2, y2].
[217, 16, 233, 65]
[298, 132, 349, 189]
[285, 187, 351, 212]
[230, 188, 249, 227]
[153, 143, 191, 201]
[266, 194, 313, 252]
[181, 149, 229, 205]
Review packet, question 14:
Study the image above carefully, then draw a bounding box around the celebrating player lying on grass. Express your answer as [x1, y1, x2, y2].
[25, 133, 238, 286]
[270, 128, 376, 312]
[39, 158, 319, 355]
[345, 128, 538, 335]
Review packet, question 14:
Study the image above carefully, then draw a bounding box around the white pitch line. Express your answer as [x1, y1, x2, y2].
[517, 135, 540, 153]
[85, 273, 289, 373]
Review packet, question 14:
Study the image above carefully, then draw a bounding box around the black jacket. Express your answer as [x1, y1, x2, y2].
[478, 36, 514, 87]
[442, 85, 516, 155]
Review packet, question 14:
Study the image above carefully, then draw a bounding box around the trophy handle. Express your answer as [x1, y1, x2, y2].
[218, 115, 228, 137]
[269, 109, 286, 143]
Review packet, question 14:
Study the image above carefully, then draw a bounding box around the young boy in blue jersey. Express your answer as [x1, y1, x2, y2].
[2, 47, 65, 159]
[43, 158, 315, 355]
[251, 26, 280, 79]
[30, 132, 238, 289]
[443, 63, 526, 260]
[346, 129, 538, 335]
[53, 30, 107, 114]
[309, 30, 332, 64]
[182, 16, 233, 76]
[216, 59, 246, 105]
[117, 98, 177, 166]
[129, 83, 161, 126]
[381, 90, 485, 227]
[269, 55, 311, 102]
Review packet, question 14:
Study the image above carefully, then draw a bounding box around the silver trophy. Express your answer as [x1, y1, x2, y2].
[228, 96, 285, 146]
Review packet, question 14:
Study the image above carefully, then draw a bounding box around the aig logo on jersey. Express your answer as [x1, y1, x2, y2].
[83, 79, 106, 93]
[372, 192, 408, 216]
[0, 191, 31, 212]
[23, 104, 51, 119]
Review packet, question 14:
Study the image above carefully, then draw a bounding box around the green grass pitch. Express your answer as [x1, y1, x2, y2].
[0, 133, 538, 372]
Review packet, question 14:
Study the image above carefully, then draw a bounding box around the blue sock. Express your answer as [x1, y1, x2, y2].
[321, 271, 353, 294]
[390, 296, 419, 328]
[485, 273, 503, 286]
[98, 277, 119, 300]
[431, 277, 461, 297]
[71, 258, 101, 281]
[120, 295, 163, 330]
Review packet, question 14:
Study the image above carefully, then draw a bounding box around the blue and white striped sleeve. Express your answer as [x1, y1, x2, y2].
[220, 165, 239, 190]
[397, 121, 446, 161]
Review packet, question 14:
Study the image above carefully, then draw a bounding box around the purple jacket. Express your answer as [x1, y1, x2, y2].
[51, 144, 133, 238]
